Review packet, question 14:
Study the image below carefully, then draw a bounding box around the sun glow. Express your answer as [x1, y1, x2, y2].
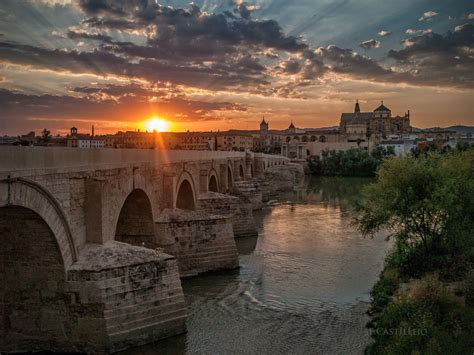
[144, 117, 171, 132]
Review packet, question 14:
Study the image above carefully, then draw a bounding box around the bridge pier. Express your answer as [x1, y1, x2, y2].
[198, 191, 258, 238]
[66, 242, 186, 353]
[155, 209, 239, 277]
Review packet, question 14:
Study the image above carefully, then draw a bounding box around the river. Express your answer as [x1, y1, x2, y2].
[123, 177, 390, 355]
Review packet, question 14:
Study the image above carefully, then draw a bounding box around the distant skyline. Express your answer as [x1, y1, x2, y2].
[0, 0, 473, 135]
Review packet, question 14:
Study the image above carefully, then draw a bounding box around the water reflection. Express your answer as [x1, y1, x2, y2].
[122, 177, 389, 355]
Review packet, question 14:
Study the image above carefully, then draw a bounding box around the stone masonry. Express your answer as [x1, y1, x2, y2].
[155, 209, 239, 277]
[0, 147, 291, 353]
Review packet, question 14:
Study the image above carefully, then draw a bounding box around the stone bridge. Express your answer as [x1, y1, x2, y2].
[0, 147, 300, 353]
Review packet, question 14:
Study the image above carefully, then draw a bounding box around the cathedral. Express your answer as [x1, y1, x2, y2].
[340, 101, 411, 136]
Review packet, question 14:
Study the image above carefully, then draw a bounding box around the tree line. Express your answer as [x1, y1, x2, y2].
[307, 146, 395, 177]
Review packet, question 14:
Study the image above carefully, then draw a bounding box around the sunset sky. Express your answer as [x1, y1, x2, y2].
[0, 0, 473, 135]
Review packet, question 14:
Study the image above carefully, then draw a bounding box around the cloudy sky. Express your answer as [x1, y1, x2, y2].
[0, 0, 473, 134]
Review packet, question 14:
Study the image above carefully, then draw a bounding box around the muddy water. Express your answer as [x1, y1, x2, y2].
[125, 177, 390, 355]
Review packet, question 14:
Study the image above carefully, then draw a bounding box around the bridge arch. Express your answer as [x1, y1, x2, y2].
[176, 171, 196, 210]
[0, 205, 73, 351]
[0, 178, 76, 269]
[115, 189, 155, 248]
[208, 169, 219, 192]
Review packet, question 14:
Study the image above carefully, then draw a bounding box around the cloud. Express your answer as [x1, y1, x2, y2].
[0, 0, 471, 110]
[419, 10, 438, 21]
[389, 24, 474, 88]
[469, 13, 474, 20]
[0, 86, 247, 125]
[235, 2, 258, 20]
[316, 45, 393, 79]
[378, 30, 391, 37]
[360, 39, 380, 50]
[66, 28, 113, 42]
[406, 28, 432, 35]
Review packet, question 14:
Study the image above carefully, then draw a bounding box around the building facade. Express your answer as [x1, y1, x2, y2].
[340, 101, 411, 137]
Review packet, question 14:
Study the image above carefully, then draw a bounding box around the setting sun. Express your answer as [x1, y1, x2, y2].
[144, 117, 171, 132]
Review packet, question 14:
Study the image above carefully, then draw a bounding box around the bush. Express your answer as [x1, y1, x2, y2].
[370, 267, 400, 312]
[367, 277, 474, 355]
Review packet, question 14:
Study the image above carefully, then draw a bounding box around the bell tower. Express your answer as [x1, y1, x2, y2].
[260, 117, 269, 136]
[354, 99, 360, 113]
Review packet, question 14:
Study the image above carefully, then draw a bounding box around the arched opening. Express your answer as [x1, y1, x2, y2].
[115, 189, 155, 248]
[319, 135, 327, 143]
[286, 136, 291, 143]
[302, 136, 308, 142]
[208, 174, 218, 192]
[250, 164, 254, 177]
[227, 166, 233, 191]
[293, 136, 300, 141]
[0, 206, 71, 352]
[176, 179, 195, 210]
[239, 164, 244, 178]
[310, 135, 317, 142]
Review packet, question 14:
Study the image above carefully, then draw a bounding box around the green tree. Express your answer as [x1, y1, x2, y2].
[354, 150, 474, 276]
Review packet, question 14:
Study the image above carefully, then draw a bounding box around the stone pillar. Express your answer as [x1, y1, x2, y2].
[254, 156, 265, 176]
[162, 171, 176, 209]
[85, 178, 106, 244]
[234, 159, 244, 181]
[199, 169, 208, 194]
[66, 242, 186, 353]
[219, 164, 228, 193]
[155, 209, 239, 277]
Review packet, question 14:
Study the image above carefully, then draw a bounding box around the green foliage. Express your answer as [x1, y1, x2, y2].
[367, 277, 474, 355]
[354, 149, 474, 278]
[307, 146, 394, 177]
[370, 267, 400, 312]
[360, 149, 474, 354]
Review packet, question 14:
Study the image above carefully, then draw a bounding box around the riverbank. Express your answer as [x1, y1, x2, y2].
[354, 149, 474, 353]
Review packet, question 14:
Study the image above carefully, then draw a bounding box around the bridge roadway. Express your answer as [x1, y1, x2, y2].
[0, 146, 296, 353]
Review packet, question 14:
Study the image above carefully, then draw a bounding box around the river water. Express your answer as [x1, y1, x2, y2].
[125, 177, 390, 355]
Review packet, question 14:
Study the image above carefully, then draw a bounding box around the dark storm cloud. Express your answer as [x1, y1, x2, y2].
[281, 58, 302, 74]
[0, 40, 269, 90]
[0, 0, 471, 100]
[316, 45, 392, 78]
[66, 28, 113, 42]
[359, 39, 380, 50]
[388, 24, 474, 88]
[0, 2, 311, 94]
[79, 1, 306, 53]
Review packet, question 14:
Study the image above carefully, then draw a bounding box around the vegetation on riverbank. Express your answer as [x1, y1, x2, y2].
[307, 146, 395, 177]
[353, 148, 474, 354]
